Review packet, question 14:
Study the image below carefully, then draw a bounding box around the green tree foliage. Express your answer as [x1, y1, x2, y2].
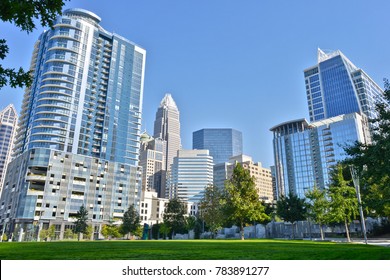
[101, 224, 121, 240]
[121, 204, 140, 239]
[159, 223, 170, 240]
[224, 163, 269, 240]
[63, 228, 75, 239]
[185, 215, 196, 232]
[39, 225, 55, 241]
[344, 80, 390, 218]
[305, 187, 329, 240]
[163, 198, 187, 239]
[327, 165, 358, 242]
[199, 185, 225, 238]
[276, 193, 307, 239]
[73, 205, 89, 241]
[0, 0, 68, 89]
[83, 225, 93, 240]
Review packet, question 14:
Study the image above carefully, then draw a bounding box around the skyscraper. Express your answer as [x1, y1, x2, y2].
[167, 150, 213, 202]
[272, 113, 370, 198]
[153, 93, 181, 197]
[0, 104, 18, 194]
[139, 131, 165, 196]
[153, 93, 181, 170]
[271, 49, 384, 199]
[0, 9, 146, 241]
[304, 49, 386, 122]
[192, 128, 243, 165]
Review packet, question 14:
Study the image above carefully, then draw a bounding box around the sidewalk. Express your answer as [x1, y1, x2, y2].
[310, 237, 390, 247]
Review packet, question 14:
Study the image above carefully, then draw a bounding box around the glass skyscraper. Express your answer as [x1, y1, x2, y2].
[272, 49, 383, 199]
[0, 9, 146, 241]
[271, 113, 370, 198]
[304, 49, 386, 122]
[192, 128, 242, 165]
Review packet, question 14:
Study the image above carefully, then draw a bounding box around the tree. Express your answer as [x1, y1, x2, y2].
[121, 204, 140, 239]
[63, 228, 75, 239]
[185, 215, 196, 233]
[224, 163, 269, 240]
[327, 165, 359, 242]
[276, 193, 307, 239]
[199, 185, 225, 238]
[47, 225, 56, 241]
[39, 225, 56, 241]
[73, 205, 89, 241]
[0, 0, 68, 89]
[305, 187, 329, 240]
[344, 80, 390, 218]
[159, 223, 170, 240]
[163, 198, 187, 239]
[83, 225, 93, 240]
[101, 224, 121, 240]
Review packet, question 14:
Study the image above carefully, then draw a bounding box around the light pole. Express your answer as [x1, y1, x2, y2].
[349, 165, 368, 244]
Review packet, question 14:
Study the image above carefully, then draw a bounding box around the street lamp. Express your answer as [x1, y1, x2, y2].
[349, 165, 368, 244]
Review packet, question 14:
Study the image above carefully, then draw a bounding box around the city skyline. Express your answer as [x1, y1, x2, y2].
[1, 0, 389, 168]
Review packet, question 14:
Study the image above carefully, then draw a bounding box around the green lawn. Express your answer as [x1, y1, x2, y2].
[0, 239, 389, 260]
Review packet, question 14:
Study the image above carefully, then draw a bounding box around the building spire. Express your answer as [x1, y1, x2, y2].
[159, 93, 178, 110]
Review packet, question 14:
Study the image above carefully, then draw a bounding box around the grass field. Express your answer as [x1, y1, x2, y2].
[1, 239, 390, 260]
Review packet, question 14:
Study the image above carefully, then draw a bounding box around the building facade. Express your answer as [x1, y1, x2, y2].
[227, 155, 274, 203]
[304, 49, 386, 122]
[192, 128, 243, 165]
[153, 93, 181, 170]
[271, 113, 370, 198]
[271, 49, 386, 199]
[0, 9, 146, 241]
[0, 104, 18, 194]
[139, 132, 166, 197]
[153, 94, 181, 197]
[166, 150, 213, 202]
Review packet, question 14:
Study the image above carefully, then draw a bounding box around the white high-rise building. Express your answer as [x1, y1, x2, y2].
[153, 94, 181, 170]
[167, 149, 213, 202]
[153, 93, 181, 197]
[0, 104, 18, 194]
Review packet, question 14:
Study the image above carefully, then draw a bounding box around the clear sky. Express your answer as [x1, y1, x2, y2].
[1, 0, 389, 167]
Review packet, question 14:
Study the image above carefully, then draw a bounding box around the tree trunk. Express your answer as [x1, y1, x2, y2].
[319, 223, 324, 240]
[344, 218, 351, 242]
[240, 223, 245, 240]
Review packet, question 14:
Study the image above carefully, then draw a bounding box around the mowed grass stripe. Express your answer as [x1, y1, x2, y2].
[0, 240, 389, 260]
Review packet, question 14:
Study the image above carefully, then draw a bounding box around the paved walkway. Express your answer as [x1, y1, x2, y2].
[311, 237, 390, 247]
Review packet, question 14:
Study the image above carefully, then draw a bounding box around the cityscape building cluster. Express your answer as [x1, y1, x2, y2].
[0, 9, 387, 241]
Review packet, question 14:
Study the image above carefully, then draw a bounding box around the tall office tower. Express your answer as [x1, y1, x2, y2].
[192, 128, 243, 165]
[0, 9, 146, 241]
[139, 132, 166, 196]
[227, 155, 274, 203]
[166, 150, 213, 202]
[304, 49, 386, 122]
[271, 48, 386, 199]
[271, 113, 370, 198]
[0, 104, 18, 194]
[153, 93, 181, 197]
[153, 93, 181, 171]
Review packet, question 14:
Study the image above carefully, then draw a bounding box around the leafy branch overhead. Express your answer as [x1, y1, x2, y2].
[0, 0, 68, 90]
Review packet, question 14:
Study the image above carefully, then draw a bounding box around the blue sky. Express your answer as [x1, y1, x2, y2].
[1, 0, 389, 167]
